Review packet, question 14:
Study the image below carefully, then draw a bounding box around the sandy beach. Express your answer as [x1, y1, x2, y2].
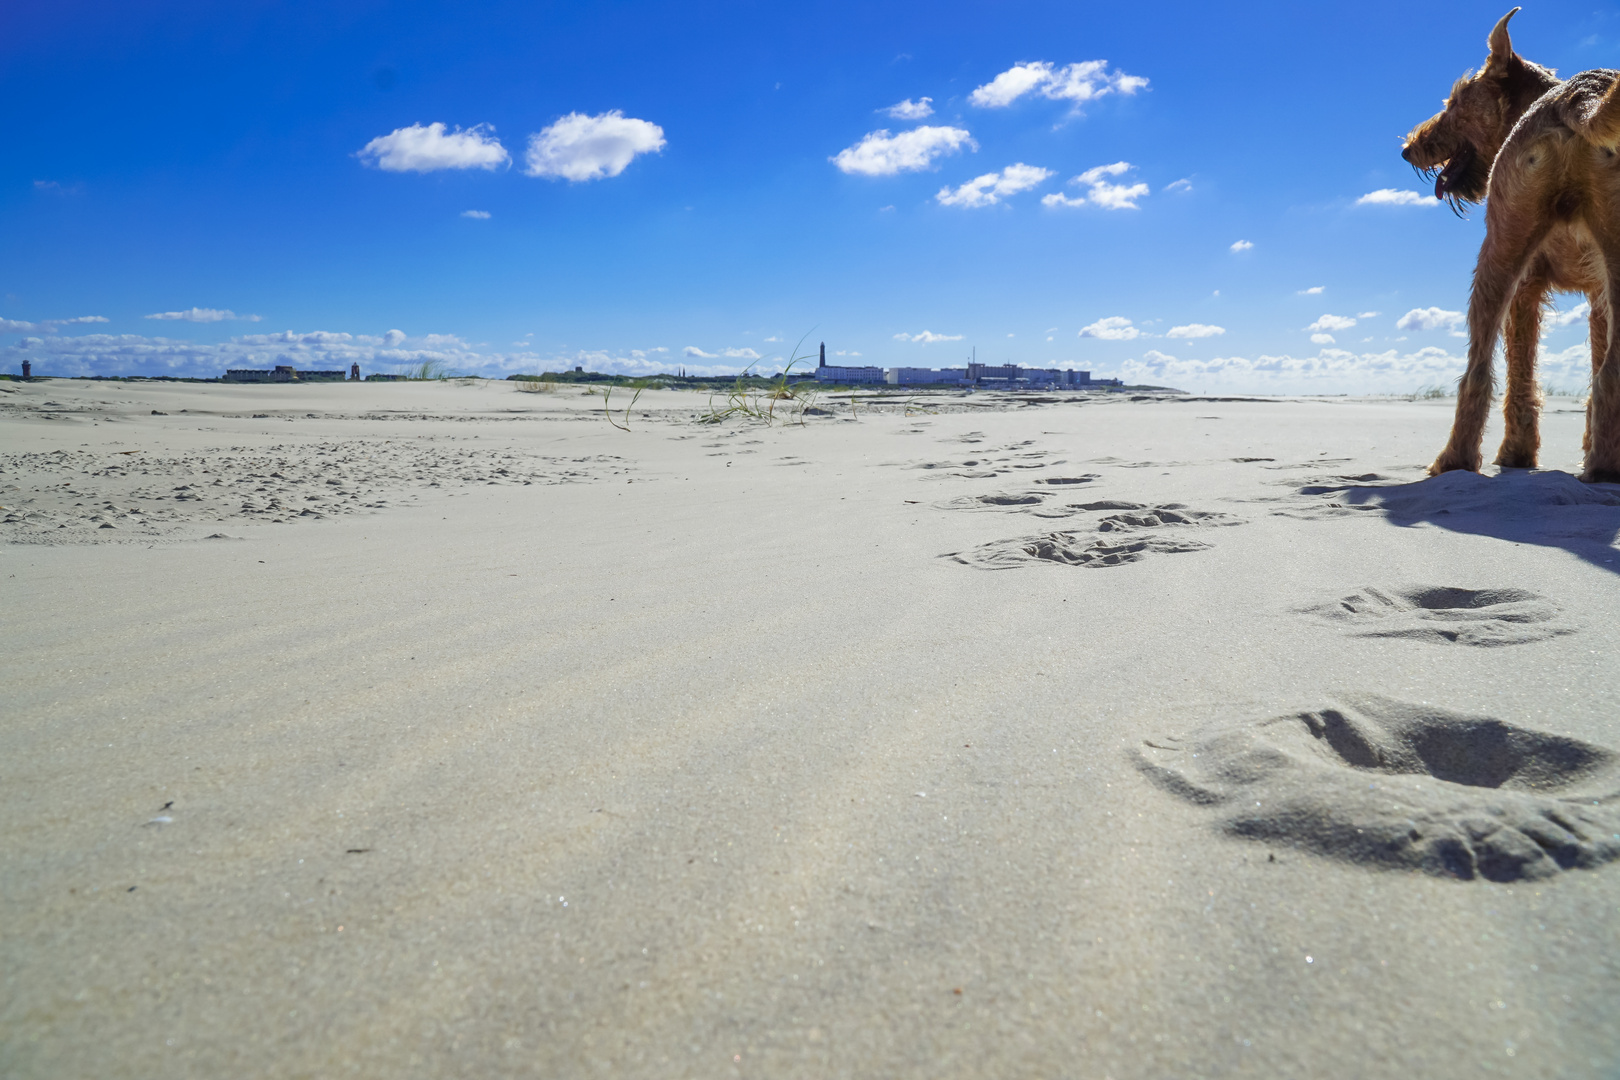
[3, 376, 1618, 1078]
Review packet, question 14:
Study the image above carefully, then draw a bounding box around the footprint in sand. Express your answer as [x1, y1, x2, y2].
[1259, 473, 1410, 519]
[1298, 585, 1574, 646]
[936, 493, 1144, 520]
[937, 492, 1045, 511]
[1133, 695, 1620, 882]
[945, 504, 1240, 568]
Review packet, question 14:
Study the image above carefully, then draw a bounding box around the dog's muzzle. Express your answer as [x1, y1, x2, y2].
[1434, 144, 1476, 199]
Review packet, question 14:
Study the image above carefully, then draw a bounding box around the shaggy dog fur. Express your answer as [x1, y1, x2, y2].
[1402, 8, 1620, 482]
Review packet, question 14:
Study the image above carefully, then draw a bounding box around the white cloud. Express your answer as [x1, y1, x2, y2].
[968, 60, 1147, 109]
[937, 163, 1052, 207]
[968, 63, 1052, 107]
[1356, 188, 1431, 206]
[1085, 182, 1149, 212]
[1044, 161, 1149, 210]
[3, 328, 794, 381]
[832, 126, 976, 176]
[145, 308, 262, 323]
[1311, 333, 1336, 345]
[1299, 286, 1325, 295]
[524, 111, 666, 181]
[358, 122, 509, 173]
[1165, 178, 1192, 193]
[763, 335, 782, 342]
[683, 345, 761, 360]
[1230, 239, 1253, 252]
[1548, 301, 1589, 329]
[834, 349, 864, 357]
[1166, 323, 1225, 339]
[1079, 316, 1140, 341]
[461, 209, 491, 219]
[1396, 306, 1464, 331]
[884, 97, 934, 120]
[1108, 342, 1575, 394]
[894, 330, 964, 343]
[4, 328, 502, 379]
[2, 315, 109, 334]
[1357, 311, 1381, 319]
[1307, 314, 1357, 332]
[563, 349, 745, 378]
[1099, 337, 1597, 394]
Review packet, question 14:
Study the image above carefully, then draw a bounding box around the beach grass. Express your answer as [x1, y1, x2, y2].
[697, 334, 824, 426]
[403, 359, 453, 380]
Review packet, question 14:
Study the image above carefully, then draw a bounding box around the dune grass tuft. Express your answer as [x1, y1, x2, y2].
[698, 333, 824, 426]
[603, 379, 650, 430]
[403, 359, 455, 380]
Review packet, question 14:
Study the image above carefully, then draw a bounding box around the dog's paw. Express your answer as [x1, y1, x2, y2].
[1577, 463, 1620, 484]
[1428, 449, 1482, 476]
[1493, 448, 1539, 469]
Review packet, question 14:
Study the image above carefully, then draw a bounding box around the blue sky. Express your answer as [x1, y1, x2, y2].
[3, 0, 1613, 391]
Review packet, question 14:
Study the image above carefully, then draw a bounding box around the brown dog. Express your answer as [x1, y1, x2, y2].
[1401, 8, 1620, 482]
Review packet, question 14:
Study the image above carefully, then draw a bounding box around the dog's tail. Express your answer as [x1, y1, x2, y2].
[1564, 73, 1620, 149]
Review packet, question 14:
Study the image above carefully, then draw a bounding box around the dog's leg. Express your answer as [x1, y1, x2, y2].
[1582, 274, 1620, 482]
[1496, 275, 1547, 468]
[1431, 218, 1551, 475]
[1583, 293, 1607, 458]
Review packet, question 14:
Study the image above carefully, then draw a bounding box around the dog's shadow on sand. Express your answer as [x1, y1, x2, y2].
[1340, 469, 1620, 575]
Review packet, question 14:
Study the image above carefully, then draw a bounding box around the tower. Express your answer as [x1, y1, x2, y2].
[819, 342, 825, 368]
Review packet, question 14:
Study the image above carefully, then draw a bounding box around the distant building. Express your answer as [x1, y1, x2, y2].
[886, 367, 966, 385]
[20, 360, 31, 379]
[815, 365, 885, 384]
[223, 365, 346, 383]
[883, 363, 1113, 388]
[350, 363, 361, 381]
[814, 340, 884, 383]
[813, 345, 1119, 389]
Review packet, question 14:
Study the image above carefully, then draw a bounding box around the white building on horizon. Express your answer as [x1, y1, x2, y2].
[811, 340, 1118, 388]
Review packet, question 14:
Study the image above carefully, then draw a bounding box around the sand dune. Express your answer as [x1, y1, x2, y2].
[3, 377, 1618, 1078]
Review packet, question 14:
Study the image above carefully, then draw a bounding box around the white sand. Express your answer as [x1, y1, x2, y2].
[3, 377, 1618, 1078]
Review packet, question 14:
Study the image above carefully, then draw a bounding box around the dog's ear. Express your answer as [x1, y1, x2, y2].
[1488, 7, 1520, 61]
